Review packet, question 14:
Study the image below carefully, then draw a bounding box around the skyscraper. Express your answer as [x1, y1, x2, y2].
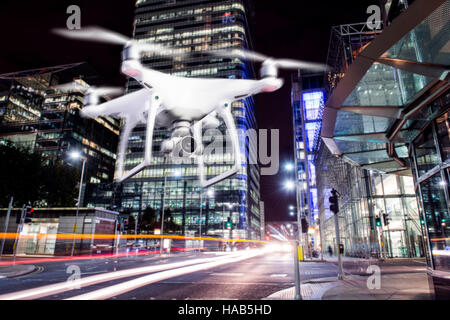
[291, 71, 325, 252]
[118, 0, 261, 240]
[0, 63, 120, 208]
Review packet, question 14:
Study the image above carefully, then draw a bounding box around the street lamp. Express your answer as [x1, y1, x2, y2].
[174, 168, 182, 177]
[284, 180, 295, 191]
[70, 151, 87, 257]
[284, 162, 294, 172]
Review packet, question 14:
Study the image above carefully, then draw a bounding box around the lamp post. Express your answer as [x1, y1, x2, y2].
[284, 162, 303, 300]
[70, 151, 87, 257]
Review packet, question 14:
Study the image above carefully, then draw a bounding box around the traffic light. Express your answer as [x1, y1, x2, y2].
[420, 218, 426, 225]
[123, 219, 129, 232]
[226, 217, 232, 230]
[301, 217, 308, 233]
[116, 217, 122, 232]
[383, 213, 390, 226]
[24, 206, 34, 223]
[375, 216, 382, 227]
[16, 210, 21, 224]
[329, 189, 339, 214]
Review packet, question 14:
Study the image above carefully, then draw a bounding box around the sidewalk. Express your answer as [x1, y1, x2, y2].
[0, 264, 37, 278]
[265, 255, 431, 300]
[322, 272, 431, 300]
[266, 272, 431, 300]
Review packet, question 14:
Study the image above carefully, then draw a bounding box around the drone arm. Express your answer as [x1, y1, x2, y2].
[195, 106, 242, 188]
[80, 88, 150, 118]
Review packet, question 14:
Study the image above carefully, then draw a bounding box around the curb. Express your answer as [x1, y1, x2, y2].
[0, 265, 37, 279]
[264, 277, 340, 300]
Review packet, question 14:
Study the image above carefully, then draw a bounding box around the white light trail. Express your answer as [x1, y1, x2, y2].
[67, 250, 264, 300]
[0, 251, 259, 300]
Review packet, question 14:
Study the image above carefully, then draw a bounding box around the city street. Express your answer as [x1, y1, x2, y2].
[0, 0, 448, 303]
[0, 250, 340, 300]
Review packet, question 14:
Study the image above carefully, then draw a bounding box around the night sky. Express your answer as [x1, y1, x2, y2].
[0, 0, 376, 222]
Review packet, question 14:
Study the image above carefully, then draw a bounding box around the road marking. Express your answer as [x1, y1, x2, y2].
[210, 273, 244, 277]
[66, 251, 265, 300]
[82, 270, 108, 275]
[270, 274, 288, 278]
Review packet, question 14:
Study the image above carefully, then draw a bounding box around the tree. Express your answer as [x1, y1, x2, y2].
[127, 213, 136, 234]
[40, 161, 79, 207]
[0, 142, 79, 208]
[140, 206, 158, 233]
[163, 209, 182, 234]
[0, 142, 43, 207]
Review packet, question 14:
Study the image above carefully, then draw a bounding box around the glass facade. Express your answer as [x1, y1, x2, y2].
[117, 0, 261, 240]
[315, 142, 423, 259]
[0, 64, 120, 208]
[291, 72, 325, 250]
[315, 0, 450, 298]
[412, 95, 450, 273]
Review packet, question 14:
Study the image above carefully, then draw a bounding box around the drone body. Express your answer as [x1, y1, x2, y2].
[121, 59, 284, 125]
[54, 27, 328, 188]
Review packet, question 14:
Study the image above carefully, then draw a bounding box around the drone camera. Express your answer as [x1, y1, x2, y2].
[181, 136, 197, 155]
[162, 135, 200, 158]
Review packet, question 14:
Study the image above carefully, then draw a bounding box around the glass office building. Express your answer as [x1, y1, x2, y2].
[291, 72, 325, 251]
[317, 0, 449, 298]
[0, 63, 120, 207]
[117, 0, 261, 240]
[316, 144, 424, 259]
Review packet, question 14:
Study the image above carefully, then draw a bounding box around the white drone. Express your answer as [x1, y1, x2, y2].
[53, 27, 328, 187]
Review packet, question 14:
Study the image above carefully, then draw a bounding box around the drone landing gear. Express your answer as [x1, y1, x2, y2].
[116, 95, 160, 183]
[194, 103, 242, 188]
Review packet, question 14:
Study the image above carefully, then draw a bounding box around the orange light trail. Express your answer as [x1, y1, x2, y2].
[0, 232, 266, 244]
[430, 238, 450, 241]
[0, 233, 267, 267]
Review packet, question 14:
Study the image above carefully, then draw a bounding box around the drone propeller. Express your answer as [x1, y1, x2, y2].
[209, 48, 269, 62]
[52, 82, 124, 100]
[210, 48, 329, 72]
[52, 26, 185, 57]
